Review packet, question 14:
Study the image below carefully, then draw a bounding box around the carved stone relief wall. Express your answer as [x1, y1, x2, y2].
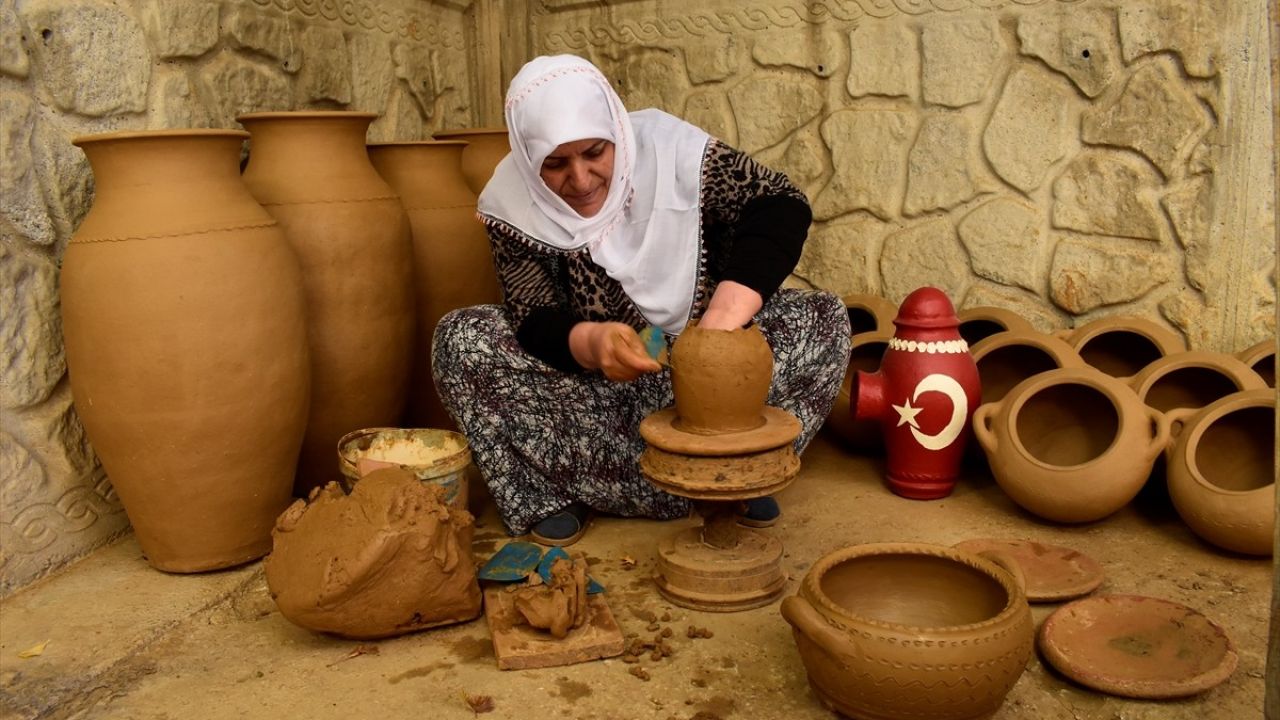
[0, 0, 475, 596]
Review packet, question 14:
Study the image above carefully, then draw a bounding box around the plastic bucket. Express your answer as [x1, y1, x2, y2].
[337, 427, 471, 509]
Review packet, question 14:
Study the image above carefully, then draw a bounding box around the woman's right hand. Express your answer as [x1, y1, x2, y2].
[569, 321, 662, 382]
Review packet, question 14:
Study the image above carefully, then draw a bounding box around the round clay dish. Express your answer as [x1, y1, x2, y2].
[1039, 594, 1238, 699]
[953, 539, 1103, 602]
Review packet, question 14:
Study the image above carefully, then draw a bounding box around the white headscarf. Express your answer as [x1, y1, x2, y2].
[478, 54, 711, 335]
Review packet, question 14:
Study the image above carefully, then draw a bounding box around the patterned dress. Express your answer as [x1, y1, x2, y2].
[432, 141, 850, 534]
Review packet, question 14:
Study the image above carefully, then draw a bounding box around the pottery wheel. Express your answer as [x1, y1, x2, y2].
[639, 405, 801, 612]
[953, 538, 1104, 603]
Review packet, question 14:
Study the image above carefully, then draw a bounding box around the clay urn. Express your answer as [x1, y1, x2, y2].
[61, 129, 310, 572]
[1057, 316, 1186, 380]
[970, 329, 1084, 407]
[781, 542, 1034, 720]
[956, 305, 1035, 349]
[1235, 339, 1276, 387]
[239, 111, 416, 494]
[265, 467, 482, 639]
[1165, 389, 1275, 556]
[851, 287, 981, 499]
[368, 140, 503, 429]
[973, 366, 1170, 523]
[841, 293, 898, 336]
[1129, 350, 1267, 420]
[431, 127, 510, 194]
[669, 321, 774, 435]
[824, 330, 892, 453]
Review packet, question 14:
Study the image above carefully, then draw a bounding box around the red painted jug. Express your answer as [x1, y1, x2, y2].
[852, 287, 981, 499]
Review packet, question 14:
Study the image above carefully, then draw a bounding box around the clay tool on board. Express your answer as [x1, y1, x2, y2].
[477, 541, 543, 582]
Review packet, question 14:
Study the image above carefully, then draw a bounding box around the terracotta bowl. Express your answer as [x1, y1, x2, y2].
[1130, 350, 1267, 418]
[1165, 389, 1275, 556]
[1057, 316, 1186, 380]
[842, 293, 897, 336]
[781, 543, 1034, 720]
[970, 329, 1083, 407]
[956, 305, 1034, 348]
[1235, 338, 1275, 387]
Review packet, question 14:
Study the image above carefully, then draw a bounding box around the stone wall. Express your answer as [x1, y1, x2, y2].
[0, 0, 476, 596]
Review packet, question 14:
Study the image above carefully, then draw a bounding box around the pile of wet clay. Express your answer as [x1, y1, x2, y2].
[265, 466, 481, 639]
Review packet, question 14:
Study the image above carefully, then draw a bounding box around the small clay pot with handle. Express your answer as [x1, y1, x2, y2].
[1235, 339, 1275, 388]
[841, 293, 897, 337]
[1165, 389, 1275, 556]
[973, 366, 1170, 523]
[970, 329, 1083, 407]
[956, 305, 1035, 348]
[1129, 350, 1267, 418]
[1056, 316, 1186, 380]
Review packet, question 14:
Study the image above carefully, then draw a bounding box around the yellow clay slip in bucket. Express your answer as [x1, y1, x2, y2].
[337, 427, 472, 510]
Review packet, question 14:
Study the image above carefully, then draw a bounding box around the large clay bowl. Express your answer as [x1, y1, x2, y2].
[1129, 350, 1266, 419]
[1165, 389, 1275, 556]
[1057, 316, 1185, 380]
[1235, 338, 1275, 387]
[970, 329, 1083, 407]
[972, 367, 1169, 523]
[823, 330, 891, 453]
[781, 543, 1033, 720]
[841, 293, 897, 336]
[956, 305, 1034, 348]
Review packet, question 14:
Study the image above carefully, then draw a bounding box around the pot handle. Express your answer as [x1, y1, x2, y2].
[780, 595, 852, 664]
[971, 403, 998, 455]
[976, 549, 1027, 596]
[1144, 406, 1173, 459]
[1163, 407, 1195, 446]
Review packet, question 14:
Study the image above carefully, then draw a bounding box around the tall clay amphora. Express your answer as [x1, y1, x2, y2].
[368, 141, 502, 429]
[61, 129, 310, 572]
[431, 127, 510, 194]
[239, 112, 415, 494]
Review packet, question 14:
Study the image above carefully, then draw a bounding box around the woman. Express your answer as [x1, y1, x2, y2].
[433, 54, 848, 546]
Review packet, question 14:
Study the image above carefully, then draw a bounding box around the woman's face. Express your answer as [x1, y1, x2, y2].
[539, 138, 614, 217]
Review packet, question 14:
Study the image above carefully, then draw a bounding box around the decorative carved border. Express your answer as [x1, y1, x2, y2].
[0, 474, 122, 562]
[540, 0, 1083, 50]
[246, 0, 467, 48]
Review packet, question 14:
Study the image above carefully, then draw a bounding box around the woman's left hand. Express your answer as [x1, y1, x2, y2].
[699, 281, 763, 330]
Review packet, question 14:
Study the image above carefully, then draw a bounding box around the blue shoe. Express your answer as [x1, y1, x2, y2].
[739, 496, 781, 528]
[529, 502, 591, 547]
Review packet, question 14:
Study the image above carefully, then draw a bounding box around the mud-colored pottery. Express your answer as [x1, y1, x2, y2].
[670, 322, 773, 435]
[368, 141, 502, 429]
[841, 293, 897, 336]
[1165, 389, 1275, 556]
[781, 542, 1034, 720]
[972, 367, 1169, 523]
[61, 129, 310, 572]
[824, 330, 892, 453]
[1129, 350, 1267, 421]
[953, 538, 1105, 603]
[1039, 594, 1237, 699]
[853, 287, 981, 499]
[240, 111, 416, 494]
[970, 329, 1083, 407]
[956, 305, 1035, 348]
[431, 127, 510, 195]
[1235, 338, 1276, 387]
[1057, 316, 1186, 380]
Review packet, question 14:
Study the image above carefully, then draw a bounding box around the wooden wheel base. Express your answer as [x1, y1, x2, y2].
[653, 524, 787, 612]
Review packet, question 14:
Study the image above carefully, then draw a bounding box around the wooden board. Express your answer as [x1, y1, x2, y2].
[483, 585, 625, 671]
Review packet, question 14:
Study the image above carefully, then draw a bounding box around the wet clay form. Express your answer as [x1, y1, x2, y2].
[952, 538, 1104, 602]
[1235, 338, 1276, 388]
[483, 554, 625, 669]
[1057, 316, 1186, 380]
[956, 305, 1035, 348]
[970, 330, 1083, 407]
[265, 467, 481, 639]
[825, 330, 892, 453]
[973, 366, 1169, 523]
[781, 543, 1034, 720]
[1129, 350, 1267, 420]
[852, 287, 981, 499]
[61, 129, 310, 573]
[1165, 389, 1275, 556]
[337, 427, 472, 510]
[841, 293, 898, 336]
[368, 141, 502, 430]
[431, 127, 510, 195]
[640, 323, 801, 612]
[1039, 594, 1238, 699]
[239, 111, 416, 495]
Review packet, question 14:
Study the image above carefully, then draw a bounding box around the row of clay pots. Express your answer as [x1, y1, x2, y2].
[60, 114, 508, 573]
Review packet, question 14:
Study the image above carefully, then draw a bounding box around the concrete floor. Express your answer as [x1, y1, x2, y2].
[0, 432, 1273, 720]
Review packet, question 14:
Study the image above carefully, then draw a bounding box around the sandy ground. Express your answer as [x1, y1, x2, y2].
[0, 432, 1273, 720]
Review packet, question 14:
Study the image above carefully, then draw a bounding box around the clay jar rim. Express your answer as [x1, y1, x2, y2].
[432, 127, 509, 137]
[1129, 350, 1268, 404]
[367, 140, 468, 148]
[1003, 368, 1130, 472]
[1169, 388, 1276, 497]
[800, 542, 1026, 635]
[237, 110, 380, 123]
[72, 128, 250, 148]
[969, 329, 1082, 367]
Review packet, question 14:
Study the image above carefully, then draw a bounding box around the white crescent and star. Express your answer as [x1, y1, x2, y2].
[891, 373, 968, 451]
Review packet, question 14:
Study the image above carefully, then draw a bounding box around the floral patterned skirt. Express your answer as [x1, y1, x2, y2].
[432, 288, 850, 535]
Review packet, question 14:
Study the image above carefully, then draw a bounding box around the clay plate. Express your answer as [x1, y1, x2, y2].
[1039, 594, 1238, 699]
[953, 538, 1104, 602]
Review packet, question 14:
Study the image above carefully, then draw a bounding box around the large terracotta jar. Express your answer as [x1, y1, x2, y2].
[368, 141, 502, 429]
[781, 542, 1034, 720]
[61, 129, 310, 572]
[1057, 316, 1186, 380]
[1166, 389, 1275, 556]
[431, 127, 510, 195]
[239, 111, 415, 494]
[1129, 350, 1267, 419]
[972, 367, 1169, 523]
